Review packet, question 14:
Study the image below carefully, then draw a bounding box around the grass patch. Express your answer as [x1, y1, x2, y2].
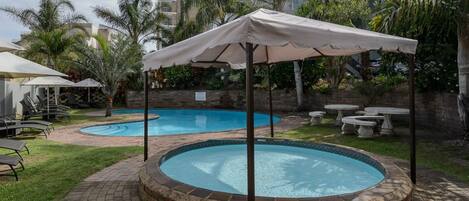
[52, 109, 129, 128]
[0, 109, 142, 201]
[277, 117, 469, 183]
[0, 139, 141, 201]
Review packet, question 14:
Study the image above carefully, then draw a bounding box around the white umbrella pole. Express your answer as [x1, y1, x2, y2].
[2, 79, 7, 116]
[46, 87, 50, 119]
[31, 86, 35, 102]
[54, 86, 59, 105]
[88, 87, 91, 103]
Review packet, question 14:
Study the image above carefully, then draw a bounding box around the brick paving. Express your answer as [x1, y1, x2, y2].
[53, 114, 469, 201]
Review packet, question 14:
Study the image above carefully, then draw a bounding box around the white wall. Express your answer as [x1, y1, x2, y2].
[0, 78, 32, 116]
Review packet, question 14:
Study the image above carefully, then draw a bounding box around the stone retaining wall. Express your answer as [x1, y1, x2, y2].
[127, 89, 462, 137]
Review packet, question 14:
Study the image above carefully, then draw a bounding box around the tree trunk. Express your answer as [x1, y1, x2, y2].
[105, 96, 113, 117]
[458, 19, 469, 95]
[47, 55, 55, 69]
[293, 61, 304, 110]
[360, 51, 371, 81]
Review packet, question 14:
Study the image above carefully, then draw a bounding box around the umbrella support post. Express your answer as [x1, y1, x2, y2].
[144, 71, 149, 161]
[268, 64, 274, 138]
[46, 87, 49, 120]
[246, 43, 255, 201]
[408, 54, 416, 184]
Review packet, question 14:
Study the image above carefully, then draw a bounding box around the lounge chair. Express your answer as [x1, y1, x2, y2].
[20, 100, 70, 121]
[66, 94, 89, 108]
[35, 95, 70, 111]
[4, 115, 54, 130]
[0, 154, 24, 181]
[29, 96, 70, 114]
[0, 139, 29, 160]
[0, 119, 50, 138]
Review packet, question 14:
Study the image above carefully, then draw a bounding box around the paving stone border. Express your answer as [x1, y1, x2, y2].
[139, 138, 413, 201]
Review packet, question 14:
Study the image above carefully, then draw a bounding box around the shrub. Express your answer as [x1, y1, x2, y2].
[163, 66, 193, 89]
[353, 75, 405, 106]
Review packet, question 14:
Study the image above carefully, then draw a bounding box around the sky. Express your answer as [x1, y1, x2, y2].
[0, 0, 120, 42]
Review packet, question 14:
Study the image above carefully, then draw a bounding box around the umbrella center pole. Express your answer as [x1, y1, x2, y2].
[268, 64, 274, 138]
[144, 71, 149, 161]
[246, 43, 255, 201]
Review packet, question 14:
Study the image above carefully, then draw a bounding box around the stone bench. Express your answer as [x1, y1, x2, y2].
[308, 111, 326, 125]
[341, 116, 384, 138]
[355, 110, 379, 116]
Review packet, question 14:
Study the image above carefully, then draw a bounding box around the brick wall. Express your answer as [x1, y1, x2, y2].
[127, 89, 462, 137]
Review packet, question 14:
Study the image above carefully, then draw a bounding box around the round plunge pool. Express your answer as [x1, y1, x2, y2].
[139, 139, 413, 201]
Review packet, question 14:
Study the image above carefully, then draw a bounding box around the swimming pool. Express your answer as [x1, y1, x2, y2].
[80, 108, 281, 136]
[138, 139, 416, 201]
[160, 141, 384, 198]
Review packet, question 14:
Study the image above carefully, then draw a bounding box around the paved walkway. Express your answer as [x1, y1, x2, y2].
[52, 114, 469, 201]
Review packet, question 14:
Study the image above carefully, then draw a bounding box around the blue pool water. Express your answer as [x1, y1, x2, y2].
[80, 108, 281, 136]
[160, 144, 384, 198]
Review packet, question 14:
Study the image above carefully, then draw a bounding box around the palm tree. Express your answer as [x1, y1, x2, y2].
[257, 0, 307, 109]
[94, 0, 167, 46]
[184, 0, 254, 28]
[371, 0, 468, 93]
[23, 28, 83, 71]
[0, 0, 86, 32]
[298, 0, 371, 84]
[72, 35, 141, 117]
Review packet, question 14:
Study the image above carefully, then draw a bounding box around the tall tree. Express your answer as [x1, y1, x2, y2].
[298, 0, 371, 87]
[371, 0, 466, 93]
[459, 1, 469, 94]
[185, 0, 254, 28]
[0, 0, 86, 32]
[72, 35, 141, 117]
[94, 0, 167, 46]
[23, 28, 83, 71]
[260, 0, 306, 109]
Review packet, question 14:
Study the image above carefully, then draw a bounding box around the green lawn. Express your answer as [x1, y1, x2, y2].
[52, 108, 131, 128]
[0, 109, 142, 201]
[277, 117, 469, 183]
[0, 139, 141, 201]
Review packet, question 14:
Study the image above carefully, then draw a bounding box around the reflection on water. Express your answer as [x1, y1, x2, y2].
[80, 108, 281, 136]
[161, 144, 384, 198]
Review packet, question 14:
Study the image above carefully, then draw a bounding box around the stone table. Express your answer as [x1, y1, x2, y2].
[365, 107, 409, 135]
[324, 104, 360, 126]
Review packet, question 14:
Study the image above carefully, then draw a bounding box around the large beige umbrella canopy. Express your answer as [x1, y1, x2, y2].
[0, 40, 24, 52]
[143, 9, 417, 70]
[142, 9, 418, 199]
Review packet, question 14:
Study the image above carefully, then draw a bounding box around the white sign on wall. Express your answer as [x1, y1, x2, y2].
[195, 92, 206, 102]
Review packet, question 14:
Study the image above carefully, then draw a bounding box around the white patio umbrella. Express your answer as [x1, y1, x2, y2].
[142, 9, 418, 199]
[0, 53, 66, 78]
[23, 76, 75, 117]
[0, 52, 66, 116]
[0, 42, 25, 116]
[0, 40, 24, 52]
[75, 78, 103, 103]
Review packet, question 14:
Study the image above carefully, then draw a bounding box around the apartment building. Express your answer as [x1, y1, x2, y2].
[69, 23, 118, 48]
[157, 0, 181, 29]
